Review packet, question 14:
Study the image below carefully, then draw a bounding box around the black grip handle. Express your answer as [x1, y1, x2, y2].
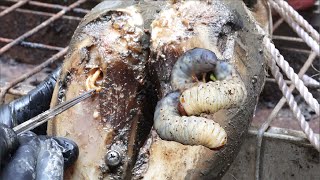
[0, 124, 18, 168]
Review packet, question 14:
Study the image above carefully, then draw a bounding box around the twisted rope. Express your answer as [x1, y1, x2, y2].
[271, 0, 320, 42]
[255, 1, 319, 177]
[265, 37, 319, 116]
[267, 0, 320, 115]
[269, 1, 320, 55]
[265, 41, 320, 151]
[253, 19, 319, 150]
[255, 52, 317, 180]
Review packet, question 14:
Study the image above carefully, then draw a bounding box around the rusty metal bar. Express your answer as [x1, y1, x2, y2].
[0, 6, 83, 21]
[8, 88, 28, 96]
[7, 84, 35, 96]
[0, 37, 63, 51]
[0, 0, 29, 17]
[265, 78, 320, 89]
[0, 0, 87, 55]
[279, 47, 312, 54]
[8, 0, 90, 14]
[27, 0, 90, 14]
[0, 47, 68, 104]
[273, 18, 284, 32]
[272, 35, 305, 43]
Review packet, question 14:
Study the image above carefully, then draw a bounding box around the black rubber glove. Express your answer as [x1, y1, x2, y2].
[0, 124, 19, 168]
[0, 67, 60, 134]
[0, 67, 79, 179]
[0, 124, 79, 179]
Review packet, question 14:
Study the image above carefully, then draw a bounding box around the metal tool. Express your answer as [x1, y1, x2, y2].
[13, 89, 96, 135]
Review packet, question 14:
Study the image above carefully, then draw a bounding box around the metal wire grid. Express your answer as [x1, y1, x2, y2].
[0, 0, 319, 178]
[0, 0, 92, 103]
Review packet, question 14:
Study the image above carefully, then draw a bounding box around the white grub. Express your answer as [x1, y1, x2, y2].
[170, 48, 246, 116]
[180, 77, 246, 116]
[154, 92, 227, 149]
[171, 48, 234, 91]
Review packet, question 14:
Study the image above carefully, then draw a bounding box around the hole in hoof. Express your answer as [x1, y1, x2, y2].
[85, 68, 104, 91]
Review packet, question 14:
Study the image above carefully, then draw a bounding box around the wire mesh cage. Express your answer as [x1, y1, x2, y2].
[0, 0, 319, 179]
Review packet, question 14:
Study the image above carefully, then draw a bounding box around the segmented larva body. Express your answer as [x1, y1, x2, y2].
[170, 48, 246, 116]
[154, 48, 246, 148]
[179, 78, 246, 116]
[154, 92, 227, 149]
[171, 48, 234, 91]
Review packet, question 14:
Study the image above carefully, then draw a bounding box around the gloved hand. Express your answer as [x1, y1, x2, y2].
[0, 123, 79, 179]
[0, 67, 79, 179]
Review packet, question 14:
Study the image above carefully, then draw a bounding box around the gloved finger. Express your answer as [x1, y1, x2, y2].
[0, 123, 19, 168]
[36, 138, 64, 180]
[35, 137, 79, 179]
[38, 136, 79, 168]
[51, 137, 79, 168]
[1, 131, 40, 179]
[0, 68, 60, 134]
[1, 133, 79, 180]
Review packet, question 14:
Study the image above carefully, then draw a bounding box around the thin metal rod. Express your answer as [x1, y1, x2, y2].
[8, 88, 28, 96]
[13, 89, 95, 135]
[0, 6, 83, 21]
[265, 78, 320, 89]
[272, 18, 284, 32]
[0, 37, 63, 51]
[0, 47, 68, 104]
[27, 0, 90, 14]
[254, 51, 318, 180]
[280, 47, 312, 54]
[0, 0, 87, 55]
[0, 0, 29, 17]
[8, 0, 90, 14]
[272, 35, 304, 43]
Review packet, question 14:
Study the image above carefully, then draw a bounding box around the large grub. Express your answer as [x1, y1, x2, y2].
[132, 1, 269, 179]
[48, 0, 269, 179]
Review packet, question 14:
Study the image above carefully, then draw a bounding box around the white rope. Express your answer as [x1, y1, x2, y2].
[266, 0, 320, 115]
[254, 21, 319, 150]
[271, 0, 320, 42]
[266, 45, 320, 151]
[269, 1, 320, 55]
[265, 37, 319, 116]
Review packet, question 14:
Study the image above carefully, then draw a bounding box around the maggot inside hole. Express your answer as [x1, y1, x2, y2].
[85, 68, 104, 92]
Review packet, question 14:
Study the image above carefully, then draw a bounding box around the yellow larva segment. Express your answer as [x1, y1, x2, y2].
[85, 69, 102, 92]
[180, 78, 246, 116]
[154, 92, 227, 149]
